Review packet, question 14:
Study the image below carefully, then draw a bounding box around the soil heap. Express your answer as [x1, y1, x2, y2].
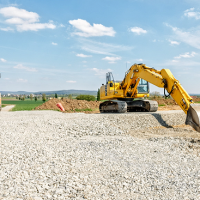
[154, 97, 200, 106]
[155, 97, 200, 111]
[35, 98, 101, 113]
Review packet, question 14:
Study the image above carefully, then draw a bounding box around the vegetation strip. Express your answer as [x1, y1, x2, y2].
[2, 100, 44, 111]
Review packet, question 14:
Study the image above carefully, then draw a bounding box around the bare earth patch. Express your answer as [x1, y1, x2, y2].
[35, 98, 101, 113]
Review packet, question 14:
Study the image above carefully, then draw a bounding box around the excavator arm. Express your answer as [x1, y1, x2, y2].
[121, 64, 200, 132]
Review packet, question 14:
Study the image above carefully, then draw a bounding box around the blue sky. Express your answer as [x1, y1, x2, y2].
[0, 0, 200, 93]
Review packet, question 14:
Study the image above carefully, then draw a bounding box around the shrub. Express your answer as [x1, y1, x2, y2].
[97, 89, 100, 101]
[75, 108, 93, 112]
[42, 93, 46, 102]
[76, 95, 95, 101]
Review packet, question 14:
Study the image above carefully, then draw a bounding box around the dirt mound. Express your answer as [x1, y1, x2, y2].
[154, 98, 200, 111]
[35, 98, 101, 113]
[193, 98, 200, 103]
[153, 97, 200, 106]
[153, 98, 178, 106]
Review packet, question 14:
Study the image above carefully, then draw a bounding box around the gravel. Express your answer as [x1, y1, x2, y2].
[0, 110, 200, 199]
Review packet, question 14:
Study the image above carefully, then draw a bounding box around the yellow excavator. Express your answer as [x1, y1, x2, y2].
[99, 63, 200, 133]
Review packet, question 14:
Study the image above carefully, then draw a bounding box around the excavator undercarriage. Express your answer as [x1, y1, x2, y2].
[99, 99, 158, 113]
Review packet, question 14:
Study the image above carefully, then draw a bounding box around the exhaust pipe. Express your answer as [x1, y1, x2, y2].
[185, 104, 200, 132]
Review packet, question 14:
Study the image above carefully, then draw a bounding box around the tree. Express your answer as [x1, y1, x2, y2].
[76, 95, 95, 101]
[97, 88, 100, 101]
[35, 96, 37, 101]
[30, 94, 33, 100]
[68, 94, 73, 99]
[42, 93, 46, 102]
[151, 91, 161, 99]
[55, 93, 58, 98]
[22, 95, 25, 101]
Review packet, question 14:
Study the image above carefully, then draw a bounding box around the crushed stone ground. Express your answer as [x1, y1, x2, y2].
[1, 110, 200, 199]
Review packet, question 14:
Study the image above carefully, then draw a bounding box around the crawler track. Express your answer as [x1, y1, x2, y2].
[99, 100, 158, 113]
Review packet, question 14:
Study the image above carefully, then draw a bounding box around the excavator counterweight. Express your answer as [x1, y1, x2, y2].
[99, 63, 200, 133]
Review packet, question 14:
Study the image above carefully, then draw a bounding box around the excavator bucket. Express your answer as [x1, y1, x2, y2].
[185, 104, 200, 132]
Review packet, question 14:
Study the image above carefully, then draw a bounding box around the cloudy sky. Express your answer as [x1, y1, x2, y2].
[0, 0, 200, 93]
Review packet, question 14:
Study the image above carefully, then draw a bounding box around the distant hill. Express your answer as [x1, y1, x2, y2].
[0, 90, 97, 96]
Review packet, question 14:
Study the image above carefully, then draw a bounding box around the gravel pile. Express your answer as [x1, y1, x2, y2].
[0, 110, 200, 199]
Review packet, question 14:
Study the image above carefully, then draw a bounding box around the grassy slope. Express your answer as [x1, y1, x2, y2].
[2, 100, 44, 111]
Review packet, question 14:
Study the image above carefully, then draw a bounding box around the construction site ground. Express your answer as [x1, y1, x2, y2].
[1, 110, 200, 199]
[1, 98, 200, 199]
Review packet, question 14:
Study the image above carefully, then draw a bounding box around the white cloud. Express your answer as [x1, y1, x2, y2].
[91, 68, 112, 78]
[79, 39, 134, 56]
[0, 6, 39, 23]
[60, 24, 65, 27]
[69, 19, 116, 37]
[82, 47, 115, 55]
[0, 58, 6, 62]
[137, 59, 143, 62]
[4, 78, 10, 80]
[174, 52, 197, 59]
[17, 78, 27, 83]
[0, 27, 14, 31]
[16, 22, 56, 32]
[14, 64, 37, 72]
[82, 61, 87, 63]
[76, 53, 92, 58]
[129, 27, 147, 35]
[0, 7, 56, 32]
[52, 42, 57, 45]
[161, 60, 200, 71]
[66, 80, 76, 83]
[102, 56, 121, 63]
[169, 40, 180, 45]
[184, 8, 200, 20]
[165, 23, 200, 49]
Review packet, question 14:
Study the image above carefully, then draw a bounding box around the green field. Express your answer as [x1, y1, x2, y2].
[2, 100, 44, 111]
[2, 97, 18, 100]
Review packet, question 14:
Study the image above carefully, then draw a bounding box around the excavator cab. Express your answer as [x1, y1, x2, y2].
[106, 72, 114, 87]
[137, 79, 149, 94]
[106, 72, 112, 84]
